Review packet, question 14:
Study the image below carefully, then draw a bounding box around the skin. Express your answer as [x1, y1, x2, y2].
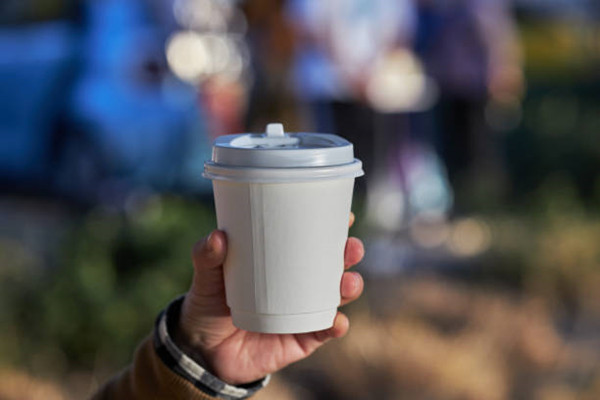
[175, 216, 365, 385]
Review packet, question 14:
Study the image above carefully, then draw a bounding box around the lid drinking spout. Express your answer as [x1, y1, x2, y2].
[266, 123, 285, 137]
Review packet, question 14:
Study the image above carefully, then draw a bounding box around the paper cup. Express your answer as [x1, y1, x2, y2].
[204, 124, 363, 333]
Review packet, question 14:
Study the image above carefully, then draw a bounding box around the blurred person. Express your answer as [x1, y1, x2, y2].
[415, 0, 524, 210]
[0, 0, 214, 201]
[362, 49, 453, 232]
[243, 0, 299, 131]
[202, 76, 248, 140]
[286, 0, 417, 194]
[285, 0, 453, 232]
[165, 0, 251, 140]
[62, 0, 212, 205]
[164, 0, 255, 190]
[93, 224, 365, 399]
[284, 0, 458, 254]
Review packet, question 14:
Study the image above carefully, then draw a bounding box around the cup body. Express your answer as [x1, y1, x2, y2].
[213, 177, 355, 333]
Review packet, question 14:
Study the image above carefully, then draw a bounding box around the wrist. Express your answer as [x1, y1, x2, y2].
[155, 296, 271, 398]
[172, 320, 207, 367]
[173, 295, 214, 369]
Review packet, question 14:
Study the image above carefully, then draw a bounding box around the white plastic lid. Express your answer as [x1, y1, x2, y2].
[204, 123, 364, 183]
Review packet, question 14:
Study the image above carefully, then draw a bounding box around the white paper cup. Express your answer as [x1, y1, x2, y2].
[204, 124, 363, 333]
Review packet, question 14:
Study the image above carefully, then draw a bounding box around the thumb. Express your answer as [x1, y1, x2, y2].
[190, 230, 227, 298]
[177, 230, 229, 352]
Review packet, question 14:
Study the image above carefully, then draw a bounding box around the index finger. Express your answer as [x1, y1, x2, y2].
[349, 212, 355, 228]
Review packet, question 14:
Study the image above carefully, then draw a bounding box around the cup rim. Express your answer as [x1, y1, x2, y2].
[203, 159, 364, 183]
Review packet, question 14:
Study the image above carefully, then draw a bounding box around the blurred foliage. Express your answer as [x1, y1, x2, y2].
[0, 196, 216, 377]
[0, 0, 79, 24]
[495, 176, 600, 319]
[519, 20, 600, 79]
[506, 82, 600, 203]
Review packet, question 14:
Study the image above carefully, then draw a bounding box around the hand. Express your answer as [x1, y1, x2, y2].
[175, 215, 365, 385]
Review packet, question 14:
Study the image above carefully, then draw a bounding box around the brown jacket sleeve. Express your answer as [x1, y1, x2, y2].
[92, 336, 217, 400]
[91, 298, 269, 400]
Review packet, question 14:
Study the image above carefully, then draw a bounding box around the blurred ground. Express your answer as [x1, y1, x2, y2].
[2, 191, 600, 399]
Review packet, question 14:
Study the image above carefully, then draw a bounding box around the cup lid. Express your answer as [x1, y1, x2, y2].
[212, 123, 359, 168]
[204, 123, 364, 182]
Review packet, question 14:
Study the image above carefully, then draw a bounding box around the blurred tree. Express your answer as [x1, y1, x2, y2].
[0, 196, 215, 375]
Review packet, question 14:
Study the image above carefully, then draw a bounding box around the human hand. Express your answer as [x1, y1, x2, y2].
[175, 215, 365, 385]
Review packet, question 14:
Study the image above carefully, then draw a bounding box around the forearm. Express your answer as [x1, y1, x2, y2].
[91, 336, 218, 400]
[91, 298, 269, 400]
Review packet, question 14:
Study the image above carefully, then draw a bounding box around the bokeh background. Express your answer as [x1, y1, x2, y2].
[1, 0, 600, 399]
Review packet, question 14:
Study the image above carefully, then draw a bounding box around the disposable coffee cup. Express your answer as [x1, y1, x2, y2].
[204, 123, 364, 334]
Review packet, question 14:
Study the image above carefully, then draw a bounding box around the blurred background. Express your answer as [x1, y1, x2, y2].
[1, 0, 600, 399]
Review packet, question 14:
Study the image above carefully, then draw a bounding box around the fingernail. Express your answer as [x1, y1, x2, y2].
[206, 231, 216, 252]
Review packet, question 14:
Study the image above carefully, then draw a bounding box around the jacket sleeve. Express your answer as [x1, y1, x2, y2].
[91, 297, 270, 400]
